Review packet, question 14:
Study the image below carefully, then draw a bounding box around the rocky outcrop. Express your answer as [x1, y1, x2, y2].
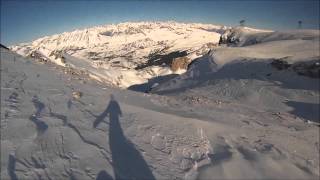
[218, 28, 240, 46]
[136, 50, 188, 70]
[271, 59, 291, 70]
[271, 59, 320, 78]
[0, 43, 9, 50]
[171, 57, 190, 71]
[27, 51, 49, 63]
[293, 60, 320, 78]
[72, 91, 82, 99]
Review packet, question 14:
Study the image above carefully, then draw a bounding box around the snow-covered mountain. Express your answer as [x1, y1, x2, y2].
[11, 21, 230, 88]
[2, 20, 320, 180]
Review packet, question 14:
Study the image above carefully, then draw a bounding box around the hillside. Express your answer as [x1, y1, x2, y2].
[1, 31, 319, 179]
[152, 29, 320, 121]
[1, 21, 320, 180]
[10, 22, 228, 88]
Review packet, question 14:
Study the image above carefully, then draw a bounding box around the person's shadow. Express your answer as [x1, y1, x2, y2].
[96, 170, 113, 180]
[93, 94, 155, 180]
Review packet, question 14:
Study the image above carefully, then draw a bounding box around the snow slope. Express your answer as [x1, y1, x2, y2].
[2, 36, 319, 180]
[10, 22, 227, 88]
[153, 46, 319, 92]
[150, 28, 320, 141]
[221, 27, 318, 47]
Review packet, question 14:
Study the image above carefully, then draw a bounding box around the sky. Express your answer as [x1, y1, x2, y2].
[1, 0, 319, 46]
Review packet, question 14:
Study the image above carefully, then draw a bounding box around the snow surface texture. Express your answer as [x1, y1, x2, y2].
[1, 28, 320, 179]
[152, 28, 320, 115]
[10, 22, 228, 88]
[2, 22, 320, 180]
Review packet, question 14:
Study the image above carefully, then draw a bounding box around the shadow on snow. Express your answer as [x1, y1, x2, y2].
[93, 94, 155, 180]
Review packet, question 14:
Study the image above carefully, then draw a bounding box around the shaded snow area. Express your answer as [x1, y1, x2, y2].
[1, 25, 320, 180]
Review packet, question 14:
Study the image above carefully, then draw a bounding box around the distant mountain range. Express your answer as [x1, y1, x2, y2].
[10, 21, 231, 88]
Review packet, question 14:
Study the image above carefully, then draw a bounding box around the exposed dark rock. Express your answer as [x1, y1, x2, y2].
[135, 50, 188, 70]
[0, 43, 9, 50]
[271, 58, 320, 78]
[28, 51, 50, 63]
[218, 29, 240, 46]
[271, 59, 291, 70]
[292, 60, 320, 78]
